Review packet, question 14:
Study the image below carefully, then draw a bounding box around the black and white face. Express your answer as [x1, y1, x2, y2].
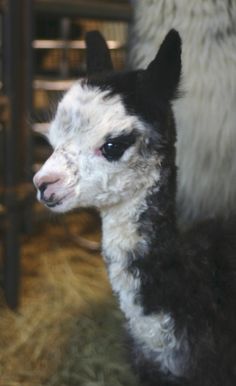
[33, 82, 159, 213]
[33, 29, 181, 214]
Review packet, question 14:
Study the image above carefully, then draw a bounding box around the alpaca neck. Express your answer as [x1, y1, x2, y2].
[101, 187, 157, 317]
[100, 168, 188, 378]
[101, 157, 177, 303]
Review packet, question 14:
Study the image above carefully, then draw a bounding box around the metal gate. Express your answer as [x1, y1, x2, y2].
[0, 0, 131, 309]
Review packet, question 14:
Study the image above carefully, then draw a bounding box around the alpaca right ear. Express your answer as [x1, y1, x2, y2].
[145, 29, 182, 101]
[85, 31, 114, 75]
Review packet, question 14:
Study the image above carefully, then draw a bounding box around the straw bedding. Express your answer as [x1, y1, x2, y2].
[0, 210, 138, 386]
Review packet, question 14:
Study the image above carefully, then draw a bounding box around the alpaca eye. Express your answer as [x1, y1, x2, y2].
[101, 141, 128, 161]
[100, 132, 137, 162]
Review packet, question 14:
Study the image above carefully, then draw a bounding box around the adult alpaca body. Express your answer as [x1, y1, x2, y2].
[128, 0, 236, 225]
[33, 31, 236, 386]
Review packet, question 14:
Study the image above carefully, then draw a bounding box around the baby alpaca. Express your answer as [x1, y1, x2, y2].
[33, 31, 236, 386]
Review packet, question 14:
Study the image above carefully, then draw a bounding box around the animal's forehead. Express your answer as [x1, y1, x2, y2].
[49, 81, 142, 148]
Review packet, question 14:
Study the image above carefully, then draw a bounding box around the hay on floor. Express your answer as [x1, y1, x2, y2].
[0, 211, 138, 386]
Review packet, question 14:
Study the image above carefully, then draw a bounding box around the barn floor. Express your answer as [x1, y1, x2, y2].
[0, 210, 138, 386]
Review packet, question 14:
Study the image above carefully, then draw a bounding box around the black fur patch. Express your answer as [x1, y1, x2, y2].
[85, 30, 236, 386]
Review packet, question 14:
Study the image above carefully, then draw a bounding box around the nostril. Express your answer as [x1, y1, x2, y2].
[39, 182, 48, 200]
[39, 182, 47, 194]
[38, 179, 60, 202]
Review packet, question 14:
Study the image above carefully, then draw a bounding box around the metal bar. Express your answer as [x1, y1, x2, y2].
[21, 0, 33, 234]
[3, 0, 20, 310]
[2, 0, 33, 309]
[35, 0, 132, 21]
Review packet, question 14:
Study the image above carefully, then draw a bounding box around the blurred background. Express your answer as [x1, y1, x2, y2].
[1, 0, 236, 385]
[0, 1, 140, 386]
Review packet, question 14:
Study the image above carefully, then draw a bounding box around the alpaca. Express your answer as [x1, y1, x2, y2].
[128, 0, 236, 225]
[33, 31, 236, 386]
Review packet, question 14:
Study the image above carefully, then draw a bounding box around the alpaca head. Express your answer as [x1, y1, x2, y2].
[33, 30, 181, 213]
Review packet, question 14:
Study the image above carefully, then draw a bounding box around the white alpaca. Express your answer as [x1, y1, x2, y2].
[128, 0, 236, 224]
[33, 31, 236, 386]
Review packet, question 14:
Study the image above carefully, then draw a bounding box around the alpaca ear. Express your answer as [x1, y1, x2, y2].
[85, 31, 114, 74]
[146, 29, 182, 101]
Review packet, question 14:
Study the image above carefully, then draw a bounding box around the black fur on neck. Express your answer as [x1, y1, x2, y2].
[87, 34, 181, 313]
[85, 30, 236, 385]
[86, 33, 231, 337]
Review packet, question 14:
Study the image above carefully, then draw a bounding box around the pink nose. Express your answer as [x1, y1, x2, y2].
[33, 173, 62, 207]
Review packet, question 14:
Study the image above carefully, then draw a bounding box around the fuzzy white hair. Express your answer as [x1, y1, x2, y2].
[33, 78, 188, 377]
[34, 82, 160, 212]
[128, 0, 236, 224]
[33, 29, 236, 384]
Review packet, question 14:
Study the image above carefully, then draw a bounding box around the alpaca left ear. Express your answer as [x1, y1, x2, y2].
[85, 31, 114, 74]
[146, 29, 182, 101]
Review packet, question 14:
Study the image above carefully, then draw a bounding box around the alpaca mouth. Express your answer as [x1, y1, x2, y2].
[42, 190, 75, 211]
[44, 194, 69, 208]
[46, 200, 63, 208]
